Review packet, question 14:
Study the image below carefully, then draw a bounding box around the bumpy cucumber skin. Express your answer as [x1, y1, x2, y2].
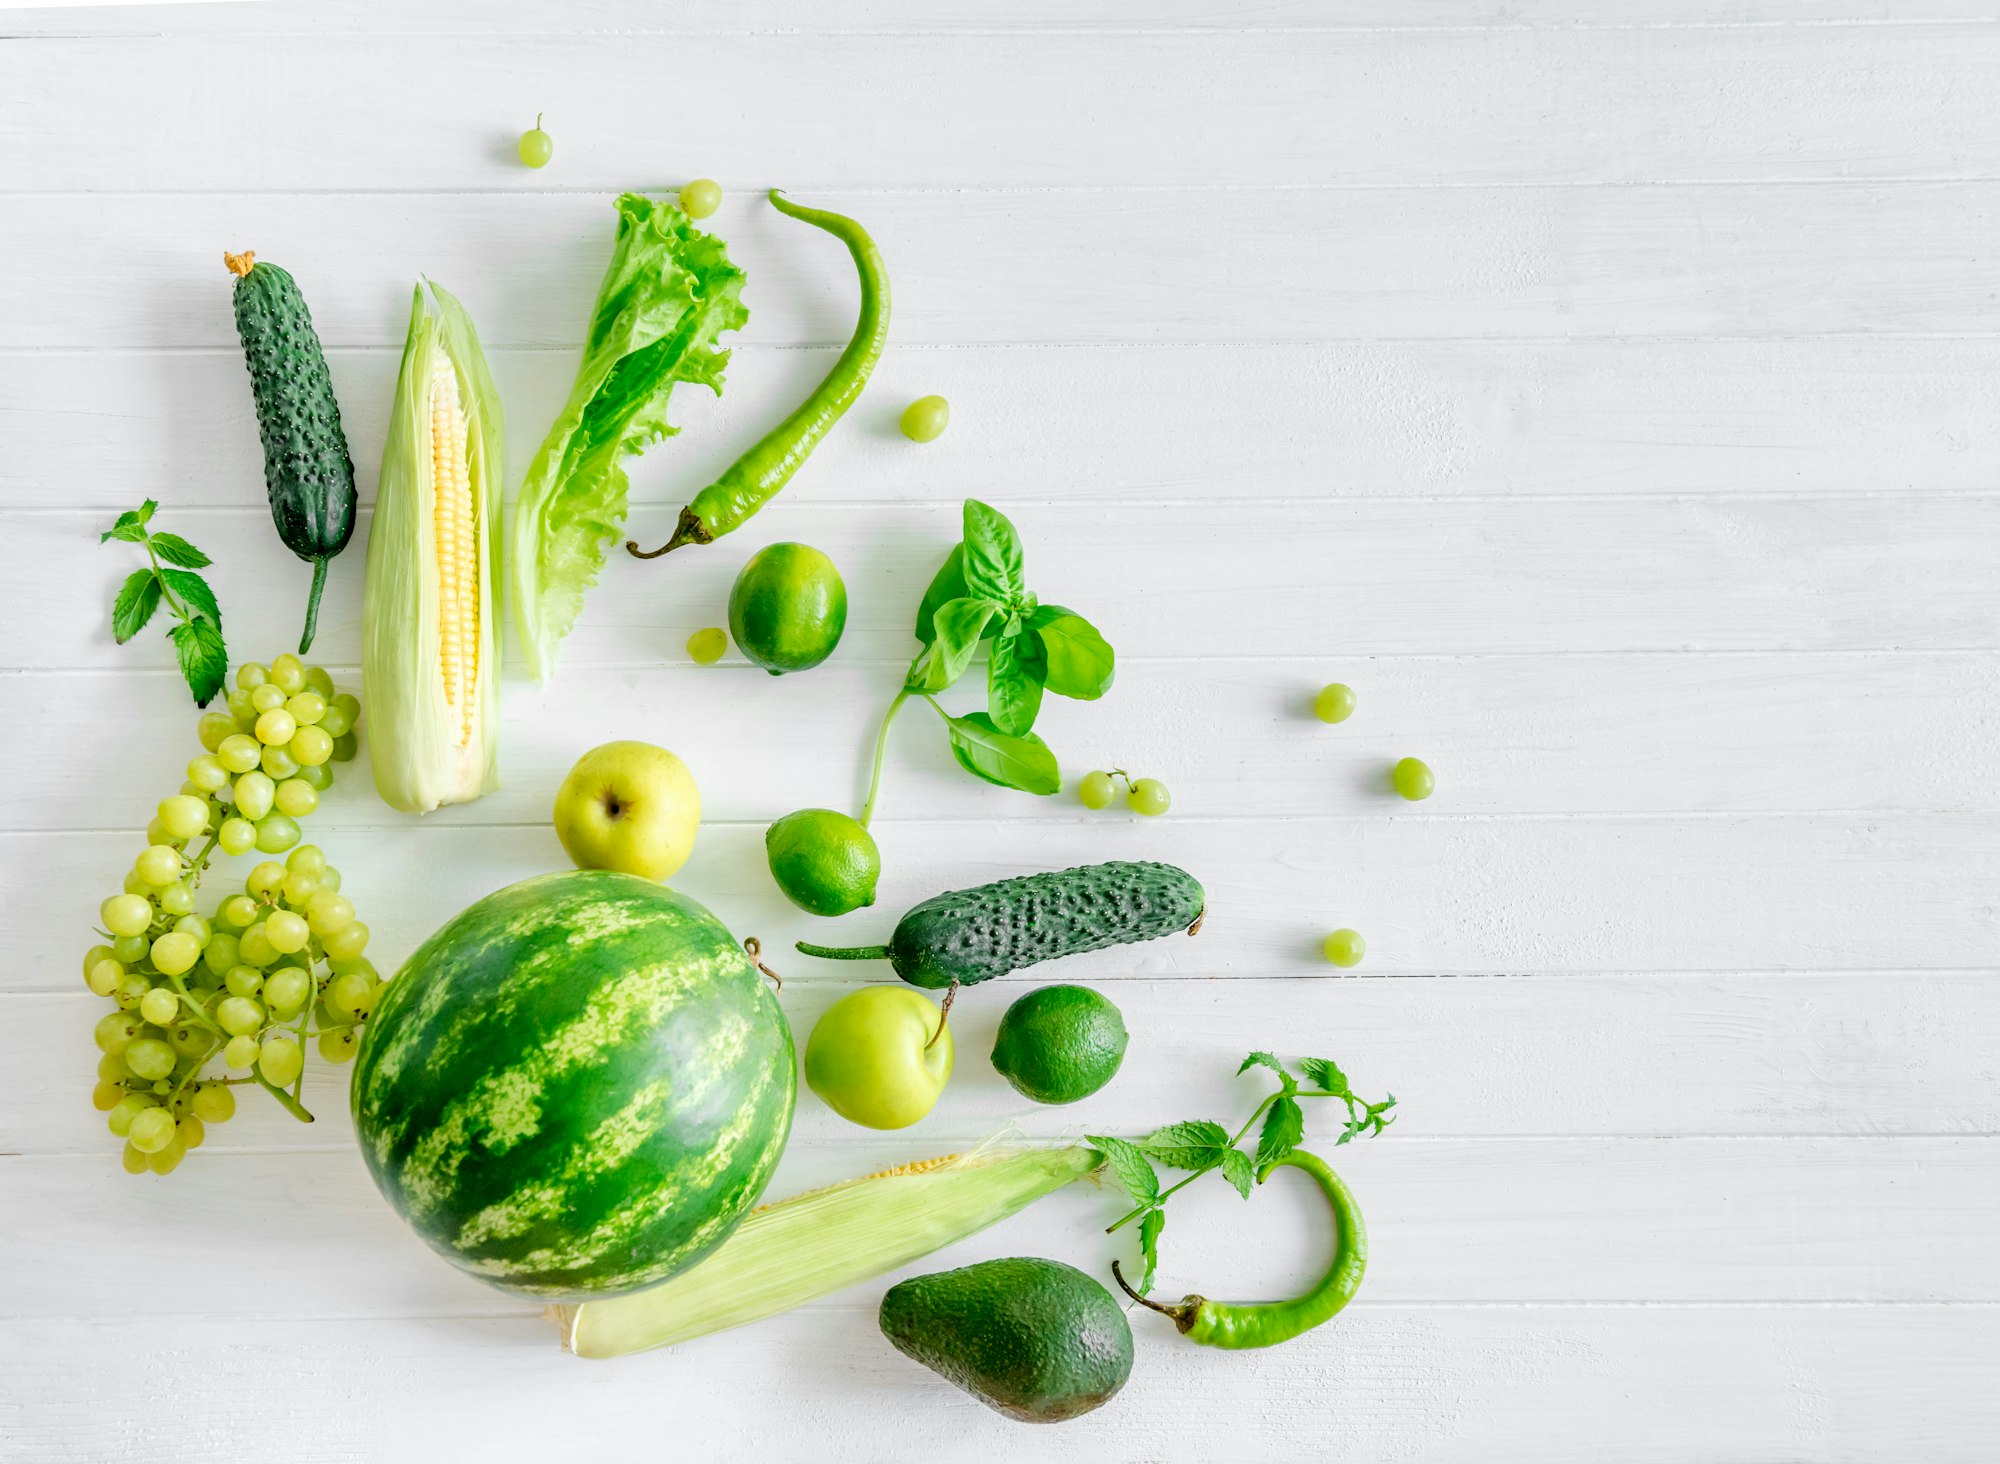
[890, 861, 1204, 989]
[231, 262, 356, 566]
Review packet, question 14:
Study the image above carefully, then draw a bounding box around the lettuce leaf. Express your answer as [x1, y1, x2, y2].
[512, 194, 749, 683]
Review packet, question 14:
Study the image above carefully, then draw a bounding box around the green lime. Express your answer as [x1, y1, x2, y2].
[766, 808, 880, 916]
[728, 542, 848, 675]
[990, 984, 1128, 1105]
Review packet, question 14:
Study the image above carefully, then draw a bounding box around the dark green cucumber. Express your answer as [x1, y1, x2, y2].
[226, 250, 356, 653]
[797, 861, 1204, 989]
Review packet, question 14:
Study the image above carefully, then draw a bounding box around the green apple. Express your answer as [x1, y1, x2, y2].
[805, 986, 954, 1129]
[551, 741, 701, 882]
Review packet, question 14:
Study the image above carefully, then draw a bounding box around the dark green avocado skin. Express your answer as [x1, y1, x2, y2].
[879, 1257, 1134, 1423]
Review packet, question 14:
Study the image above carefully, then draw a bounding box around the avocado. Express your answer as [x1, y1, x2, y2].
[879, 1257, 1133, 1422]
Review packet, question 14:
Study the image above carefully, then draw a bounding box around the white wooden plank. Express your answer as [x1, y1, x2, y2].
[4, 653, 1993, 831]
[11, 26, 2000, 192]
[15, 337, 2000, 512]
[11, 184, 2000, 350]
[22, 495, 1999, 681]
[13, 972, 1997, 1154]
[10, 813, 1997, 991]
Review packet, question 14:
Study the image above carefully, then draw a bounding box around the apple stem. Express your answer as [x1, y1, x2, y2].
[925, 982, 958, 1050]
[742, 937, 783, 990]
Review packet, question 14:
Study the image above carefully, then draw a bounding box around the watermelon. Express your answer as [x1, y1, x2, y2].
[352, 870, 796, 1300]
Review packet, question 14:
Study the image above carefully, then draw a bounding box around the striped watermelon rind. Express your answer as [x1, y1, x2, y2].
[352, 870, 796, 1300]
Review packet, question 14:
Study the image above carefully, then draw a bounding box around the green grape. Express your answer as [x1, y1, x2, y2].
[323, 921, 370, 962]
[92, 1080, 125, 1112]
[225, 965, 264, 998]
[178, 780, 207, 800]
[319, 1026, 362, 1064]
[176, 1114, 206, 1150]
[518, 117, 554, 168]
[318, 703, 354, 739]
[289, 727, 332, 767]
[330, 731, 359, 763]
[286, 845, 326, 877]
[137, 987, 180, 1025]
[217, 734, 262, 774]
[259, 1036, 304, 1087]
[297, 761, 334, 791]
[216, 996, 265, 1037]
[192, 1084, 236, 1123]
[263, 910, 309, 954]
[285, 691, 326, 726]
[250, 683, 287, 715]
[123, 1037, 176, 1082]
[1314, 683, 1356, 725]
[327, 969, 375, 1017]
[216, 817, 257, 856]
[97, 1052, 128, 1082]
[254, 708, 297, 748]
[223, 1034, 259, 1069]
[1128, 777, 1172, 817]
[202, 931, 240, 974]
[187, 754, 231, 794]
[217, 894, 259, 929]
[332, 691, 360, 720]
[281, 870, 319, 908]
[260, 742, 302, 780]
[101, 893, 152, 938]
[1078, 770, 1116, 810]
[686, 626, 728, 664]
[114, 973, 151, 1010]
[134, 845, 181, 888]
[174, 914, 212, 945]
[196, 711, 235, 753]
[899, 394, 951, 443]
[238, 924, 279, 968]
[263, 966, 310, 1014]
[83, 944, 115, 978]
[129, 1105, 177, 1153]
[315, 866, 342, 895]
[233, 772, 275, 821]
[226, 689, 258, 730]
[119, 1142, 148, 1175]
[146, 1139, 186, 1175]
[305, 666, 335, 698]
[254, 813, 301, 854]
[1390, 756, 1434, 802]
[1322, 928, 1366, 967]
[156, 883, 195, 917]
[158, 795, 209, 842]
[167, 1018, 208, 1056]
[245, 860, 287, 898]
[679, 177, 721, 218]
[111, 933, 149, 963]
[273, 778, 317, 818]
[306, 891, 354, 935]
[236, 662, 270, 691]
[270, 654, 307, 695]
[121, 869, 152, 897]
[107, 1093, 155, 1137]
[86, 958, 124, 997]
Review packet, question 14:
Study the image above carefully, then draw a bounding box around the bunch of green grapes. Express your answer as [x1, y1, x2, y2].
[82, 654, 377, 1176]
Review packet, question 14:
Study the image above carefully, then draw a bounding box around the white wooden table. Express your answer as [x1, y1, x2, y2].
[4, 2, 1996, 1458]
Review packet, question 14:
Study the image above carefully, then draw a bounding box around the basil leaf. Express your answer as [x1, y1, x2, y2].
[961, 499, 1024, 603]
[1028, 610, 1114, 700]
[920, 597, 1000, 691]
[1256, 1095, 1305, 1169]
[1087, 1135, 1160, 1206]
[160, 568, 222, 628]
[168, 618, 229, 707]
[111, 570, 161, 644]
[1138, 1119, 1232, 1171]
[913, 543, 969, 646]
[1138, 1208, 1165, 1296]
[945, 712, 1060, 794]
[1220, 1147, 1256, 1200]
[987, 626, 1045, 736]
[147, 532, 212, 570]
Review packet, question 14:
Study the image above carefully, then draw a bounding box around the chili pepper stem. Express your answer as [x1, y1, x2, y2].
[1111, 1261, 1198, 1331]
[625, 505, 713, 560]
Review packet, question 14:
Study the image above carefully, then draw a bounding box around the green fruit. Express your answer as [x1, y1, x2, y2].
[727, 542, 848, 675]
[1323, 928, 1366, 967]
[1315, 682, 1355, 723]
[1127, 776, 1170, 817]
[900, 394, 950, 443]
[351, 870, 796, 1299]
[990, 985, 1127, 1105]
[765, 808, 880, 916]
[1078, 770, 1115, 810]
[804, 985, 952, 1130]
[880, 1257, 1133, 1422]
[1391, 756, 1434, 801]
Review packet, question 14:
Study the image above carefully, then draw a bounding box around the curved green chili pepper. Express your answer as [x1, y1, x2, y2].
[628, 190, 889, 559]
[1112, 1148, 1366, 1350]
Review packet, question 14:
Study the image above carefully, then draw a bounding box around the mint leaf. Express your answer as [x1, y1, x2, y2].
[946, 712, 1060, 795]
[960, 499, 1024, 602]
[1087, 1135, 1160, 1207]
[159, 568, 221, 628]
[919, 596, 1000, 691]
[913, 543, 970, 646]
[1239, 1051, 1284, 1077]
[1256, 1095, 1305, 1169]
[1220, 1147, 1255, 1200]
[1298, 1057, 1349, 1096]
[100, 500, 156, 543]
[1340, 1094, 1398, 1145]
[169, 618, 228, 707]
[1027, 608, 1115, 700]
[147, 532, 212, 569]
[986, 626, 1045, 736]
[1138, 1119, 1231, 1171]
[1137, 1207, 1165, 1296]
[111, 570, 161, 644]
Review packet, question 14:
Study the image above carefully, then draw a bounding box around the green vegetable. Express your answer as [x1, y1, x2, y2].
[1392, 755, 1435, 801]
[881, 1257, 1133, 1422]
[627, 191, 887, 559]
[513, 194, 749, 683]
[224, 251, 356, 654]
[101, 499, 228, 705]
[858, 500, 1117, 824]
[1090, 1050, 1394, 1301]
[795, 860, 1204, 992]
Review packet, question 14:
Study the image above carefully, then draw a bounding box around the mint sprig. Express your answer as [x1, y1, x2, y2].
[1090, 1052, 1397, 1295]
[102, 499, 229, 706]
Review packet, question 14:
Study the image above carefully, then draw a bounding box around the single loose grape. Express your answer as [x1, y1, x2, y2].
[245, 860, 287, 898]
[191, 1084, 236, 1123]
[250, 683, 287, 715]
[288, 726, 333, 767]
[687, 627, 728, 664]
[122, 1037, 176, 1083]
[217, 894, 259, 929]
[1323, 928, 1366, 967]
[319, 1026, 361, 1064]
[1391, 756, 1435, 801]
[679, 177, 721, 218]
[518, 116, 554, 169]
[216, 817, 257, 857]
[225, 965, 263, 998]
[102, 893, 153, 938]
[263, 966, 310, 1015]
[135, 844, 183, 887]
[137, 987, 180, 1025]
[270, 654, 307, 694]
[259, 1036, 304, 1087]
[223, 1034, 259, 1069]
[1078, 770, 1116, 810]
[197, 711, 236, 752]
[264, 909, 309, 954]
[1128, 777, 1172, 817]
[306, 892, 354, 935]
[156, 882, 195, 917]
[323, 921, 370, 962]
[254, 813, 301, 854]
[236, 662, 269, 691]
[86, 958, 124, 998]
[899, 394, 950, 443]
[254, 708, 297, 748]
[284, 692, 324, 726]
[187, 755, 231, 793]
[260, 742, 302, 780]
[1314, 683, 1356, 725]
[158, 795, 209, 842]
[273, 778, 318, 818]
[216, 996, 264, 1037]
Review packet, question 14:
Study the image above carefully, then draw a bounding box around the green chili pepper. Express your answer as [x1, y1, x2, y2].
[1112, 1148, 1365, 1350]
[628, 190, 889, 559]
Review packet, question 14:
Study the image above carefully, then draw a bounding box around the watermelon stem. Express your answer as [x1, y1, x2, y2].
[795, 941, 891, 962]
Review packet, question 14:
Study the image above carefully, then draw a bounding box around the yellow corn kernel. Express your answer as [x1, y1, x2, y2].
[429, 353, 477, 743]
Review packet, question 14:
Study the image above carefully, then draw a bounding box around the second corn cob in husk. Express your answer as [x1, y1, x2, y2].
[363, 282, 502, 813]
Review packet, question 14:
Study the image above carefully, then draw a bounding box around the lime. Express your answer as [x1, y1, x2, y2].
[728, 542, 848, 675]
[990, 984, 1128, 1105]
[766, 808, 880, 916]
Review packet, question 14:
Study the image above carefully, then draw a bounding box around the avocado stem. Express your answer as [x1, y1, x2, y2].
[795, 941, 892, 962]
